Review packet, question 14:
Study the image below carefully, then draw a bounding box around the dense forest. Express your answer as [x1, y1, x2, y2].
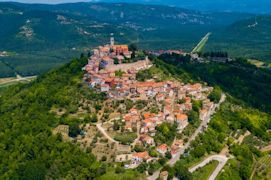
[0, 57, 107, 179]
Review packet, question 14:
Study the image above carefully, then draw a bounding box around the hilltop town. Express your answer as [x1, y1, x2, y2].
[73, 37, 218, 171]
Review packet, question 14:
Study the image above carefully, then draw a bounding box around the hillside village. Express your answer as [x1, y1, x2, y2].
[66, 37, 218, 169]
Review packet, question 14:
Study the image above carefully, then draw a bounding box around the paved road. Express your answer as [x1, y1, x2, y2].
[96, 123, 118, 143]
[189, 155, 228, 180]
[0, 75, 36, 86]
[260, 144, 271, 152]
[148, 94, 226, 180]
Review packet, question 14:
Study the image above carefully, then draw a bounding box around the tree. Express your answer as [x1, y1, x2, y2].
[136, 162, 148, 173]
[115, 166, 125, 174]
[114, 58, 119, 65]
[87, 52, 91, 57]
[69, 123, 80, 137]
[101, 155, 107, 161]
[154, 123, 177, 145]
[80, 53, 85, 58]
[192, 100, 202, 112]
[192, 146, 206, 158]
[20, 161, 46, 180]
[129, 43, 138, 51]
[208, 86, 222, 103]
[115, 70, 124, 77]
[174, 161, 192, 180]
[188, 110, 199, 124]
[131, 51, 136, 59]
[134, 145, 145, 152]
[90, 114, 98, 123]
[165, 151, 172, 159]
[136, 69, 152, 82]
[113, 121, 120, 131]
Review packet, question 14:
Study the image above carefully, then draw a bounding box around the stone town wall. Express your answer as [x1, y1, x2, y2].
[105, 58, 152, 72]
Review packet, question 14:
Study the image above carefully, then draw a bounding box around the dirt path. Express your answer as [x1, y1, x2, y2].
[96, 123, 118, 144]
[261, 144, 271, 152]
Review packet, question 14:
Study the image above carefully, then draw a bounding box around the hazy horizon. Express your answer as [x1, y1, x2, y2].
[0, 0, 270, 13]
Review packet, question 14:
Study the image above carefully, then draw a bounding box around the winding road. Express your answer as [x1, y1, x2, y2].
[148, 93, 226, 180]
[189, 155, 229, 180]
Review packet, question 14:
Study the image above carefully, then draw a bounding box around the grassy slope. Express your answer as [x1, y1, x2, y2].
[192, 161, 219, 180]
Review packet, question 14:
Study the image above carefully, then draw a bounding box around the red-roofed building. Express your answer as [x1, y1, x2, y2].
[130, 108, 138, 115]
[157, 144, 169, 155]
[101, 84, 110, 92]
[132, 151, 150, 163]
[143, 112, 155, 120]
[140, 134, 155, 145]
[176, 114, 188, 131]
[160, 171, 169, 180]
[156, 93, 165, 102]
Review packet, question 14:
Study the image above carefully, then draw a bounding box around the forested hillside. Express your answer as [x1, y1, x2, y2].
[158, 54, 271, 114]
[0, 2, 253, 78]
[1, 2, 271, 78]
[0, 57, 106, 179]
[1, 51, 271, 179]
[152, 56, 271, 179]
[206, 16, 271, 62]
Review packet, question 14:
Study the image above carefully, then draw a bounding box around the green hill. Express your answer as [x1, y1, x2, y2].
[0, 57, 101, 178]
[0, 2, 253, 78]
[1, 50, 271, 179]
[206, 16, 271, 62]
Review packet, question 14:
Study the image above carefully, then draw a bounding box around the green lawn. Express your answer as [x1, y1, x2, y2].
[192, 160, 219, 180]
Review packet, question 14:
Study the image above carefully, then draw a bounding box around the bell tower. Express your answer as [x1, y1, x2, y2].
[110, 33, 114, 46]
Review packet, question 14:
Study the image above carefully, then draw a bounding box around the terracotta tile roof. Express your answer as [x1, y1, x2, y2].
[157, 144, 168, 151]
[176, 114, 188, 121]
[160, 171, 168, 177]
[143, 118, 155, 124]
[143, 113, 155, 119]
[102, 56, 113, 61]
[130, 108, 138, 114]
[140, 134, 153, 142]
[185, 97, 191, 103]
[133, 151, 149, 159]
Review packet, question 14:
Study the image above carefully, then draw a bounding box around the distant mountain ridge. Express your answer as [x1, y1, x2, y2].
[0, 1, 270, 78]
[102, 0, 271, 14]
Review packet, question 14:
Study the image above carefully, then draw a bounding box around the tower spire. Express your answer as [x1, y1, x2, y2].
[110, 33, 114, 46]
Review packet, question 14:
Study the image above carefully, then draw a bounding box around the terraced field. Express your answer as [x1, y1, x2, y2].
[252, 154, 271, 180]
